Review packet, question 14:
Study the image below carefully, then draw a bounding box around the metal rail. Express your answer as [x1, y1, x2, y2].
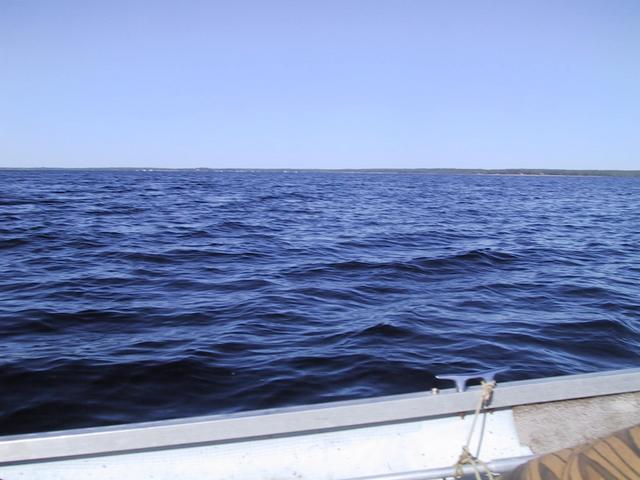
[1, 368, 638, 464]
[347, 455, 535, 479]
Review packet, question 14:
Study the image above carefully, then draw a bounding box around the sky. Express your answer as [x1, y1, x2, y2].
[1, 1, 639, 170]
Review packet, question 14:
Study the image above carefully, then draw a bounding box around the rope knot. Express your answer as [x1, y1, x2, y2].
[454, 446, 475, 477]
[454, 446, 497, 480]
[481, 380, 496, 405]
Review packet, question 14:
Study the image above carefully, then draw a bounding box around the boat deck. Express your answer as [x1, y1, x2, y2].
[0, 368, 638, 479]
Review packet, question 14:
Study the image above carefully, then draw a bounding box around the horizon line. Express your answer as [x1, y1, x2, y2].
[2, 167, 640, 176]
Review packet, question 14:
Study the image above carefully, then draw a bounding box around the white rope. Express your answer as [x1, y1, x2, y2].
[453, 381, 499, 480]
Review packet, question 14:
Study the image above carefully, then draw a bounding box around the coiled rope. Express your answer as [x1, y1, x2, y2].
[453, 380, 499, 480]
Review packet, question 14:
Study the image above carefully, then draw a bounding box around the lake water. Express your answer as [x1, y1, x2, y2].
[1, 170, 639, 434]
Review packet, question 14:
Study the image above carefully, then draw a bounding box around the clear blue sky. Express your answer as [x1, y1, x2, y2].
[1, 1, 639, 169]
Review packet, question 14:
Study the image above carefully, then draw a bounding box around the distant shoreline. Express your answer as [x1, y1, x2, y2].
[1, 167, 639, 177]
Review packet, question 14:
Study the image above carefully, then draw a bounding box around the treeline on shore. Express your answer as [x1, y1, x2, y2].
[340, 168, 640, 176]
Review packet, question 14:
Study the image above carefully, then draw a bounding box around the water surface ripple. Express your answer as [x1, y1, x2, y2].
[1, 171, 639, 434]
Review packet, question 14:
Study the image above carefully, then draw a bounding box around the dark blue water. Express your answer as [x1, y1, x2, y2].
[1, 170, 639, 435]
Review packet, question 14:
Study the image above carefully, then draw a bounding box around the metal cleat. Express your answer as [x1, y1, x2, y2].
[436, 367, 509, 392]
